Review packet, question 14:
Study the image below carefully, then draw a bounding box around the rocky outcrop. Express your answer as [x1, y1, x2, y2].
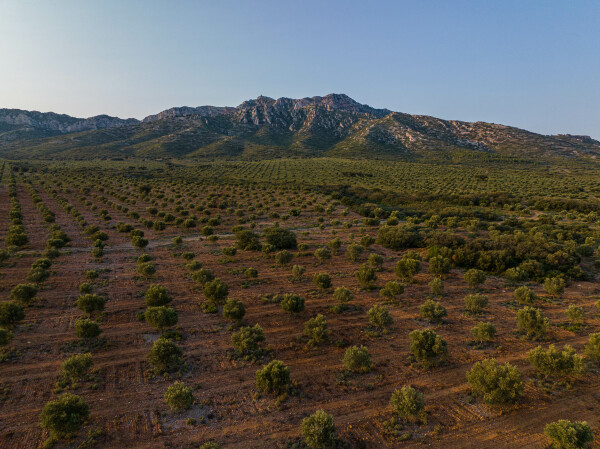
[0, 109, 138, 133]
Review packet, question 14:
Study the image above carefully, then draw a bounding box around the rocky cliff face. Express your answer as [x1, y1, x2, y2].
[1, 95, 599, 160]
[0, 109, 138, 133]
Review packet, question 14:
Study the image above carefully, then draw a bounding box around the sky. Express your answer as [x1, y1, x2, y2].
[0, 0, 598, 138]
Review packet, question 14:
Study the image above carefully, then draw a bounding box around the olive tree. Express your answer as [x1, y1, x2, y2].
[466, 358, 523, 403]
[342, 345, 372, 373]
[409, 329, 448, 367]
[367, 304, 393, 330]
[145, 306, 178, 333]
[40, 393, 89, 439]
[517, 306, 549, 340]
[301, 410, 337, 449]
[145, 284, 172, 306]
[390, 386, 424, 421]
[304, 314, 329, 346]
[420, 299, 447, 324]
[544, 420, 593, 449]
[527, 344, 584, 379]
[256, 359, 291, 394]
[164, 381, 195, 411]
[223, 298, 246, 323]
[148, 339, 183, 374]
[203, 278, 229, 305]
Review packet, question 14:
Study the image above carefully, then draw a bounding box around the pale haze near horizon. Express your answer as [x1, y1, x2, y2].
[0, 0, 598, 138]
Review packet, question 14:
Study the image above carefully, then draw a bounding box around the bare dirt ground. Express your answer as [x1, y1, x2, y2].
[0, 178, 599, 449]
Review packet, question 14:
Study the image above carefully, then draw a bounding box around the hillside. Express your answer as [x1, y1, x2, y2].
[1, 94, 599, 161]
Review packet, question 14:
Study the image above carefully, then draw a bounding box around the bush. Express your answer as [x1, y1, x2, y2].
[222, 246, 237, 256]
[360, 235, 375, 247]
[342, 345, 372, 373]
[9, 283, 38, 305]
[429, 256, 451, 275]
[301, 410, 337, 449]
[148, 339, 183, 374]
[264, 226, 297, 249]
[40, 393, 89, 439]
[517, 306, 549, 340]
[0, 301, 25, 326]
[314, 247, 331, 264]
[145, 284, 172, 306]
[235, 230, 261, 251]
[527, 345, 584, 379]
[192, 268, 214, 286]
[390, 386, 425, 420]
[0, 327, 14, 345]
[544, 420, 593, 449]
[367, 304, 393, 329]
[380, 281, 404, 300]
[60, 353, 93, 381]
[345, 243, 364, 262]
[313, 273, 332, 291]
[464, 293, 489, 315]
[164, 381, 195, 411]
[544, 276, 566, 297]
[77, 294, 106, 317]
[223, 299, 246, 322]
[420, 299, 447, 324]
[356, 264, 377, 290]
[231, 324, 265, 355]
[368, 253, 384, 270]
[27, 267, 50, 283]
[291, 265, 305, 281]
[566, 305, 584, 323]
[131, 235, 149, 249]
[377, 225, 422, 250]
[137, 262, 156, 277]
[74, 319, 101, 339]
[429, 277, 444, 296]
[203, 278, 229, 305]
[584, 332, 600, 362]
[464, 269, 486, 288]
[281, 294, 305, 314]
[514, 286, 537, 304]
[409, 329, 448, 367]
[256, 359, 290, 394]
[145, 306, 178, 332]
[471, 322, 496, 343]
[275, 250, 293, 266]
[395, 257, 421, 281]
[304, 314, 329, 346]
[466, 359, 523, 403]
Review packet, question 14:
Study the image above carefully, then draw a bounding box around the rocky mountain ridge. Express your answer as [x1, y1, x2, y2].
[1, 94, 598, 161]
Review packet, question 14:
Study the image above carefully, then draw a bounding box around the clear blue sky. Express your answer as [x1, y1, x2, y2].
[1, 0, 598, 138]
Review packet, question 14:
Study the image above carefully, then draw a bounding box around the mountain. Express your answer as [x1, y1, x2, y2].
[1, 94, 599, 161]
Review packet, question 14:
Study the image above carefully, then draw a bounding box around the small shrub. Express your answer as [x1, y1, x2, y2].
[145, 306, 178, 332]
[368, 304, 393, 330]
[390, 386, 425, 421]
[517, 306, 549, 340]
[223, 299, 246, 322]
[0, 328, 13, 346]
[466, 359, 523, 403]
[429, 277, 444, 296]
[464, 269, 486, 288]
[314, 247, 331, 264]
[464, 293, 489, 315]
[566, 305, 584, 323]
[527, 344, 584, 379]
[76, 294, 106, 317]
[420, 299, 447, 324]
[264, 226, 297, 249]
[304, 314, 329, 346]
[345, 243, 364, 262]
[313, 273, 332, 291]
[342, 345, 372, 373]
[164, 381, 195, 411]
[301, 410, 337, 449]
[429, 256, 451, 275]
[40, 393, 89, 439]
[543, 276, 566, 297]
[368, 253, 384, 270]
[275, 250, 293, 266]
[584, 332, 600, 362]
[471, 322, 496, 344]
[380, 281, 404, 300]
[145, 284, 172, 306]
[60, 353, 93, 381]
[291, 265, 305, 281]
[148, 339, 183, 374]
[192, 268, 214, 286]
[544, 420, 593, 449]
[356, 264, 377, 290]
[514, 286, 537, 304]
[395, 257, 421, 281]
[203, 278, 229, 305]
[409, 329, 448, 367]
[231, 324, 265, 355]
[281, 294, 305, 314]
[74, 319, 101, 339]
[256, 359, 290, 394]
[9, 283, 38, 305]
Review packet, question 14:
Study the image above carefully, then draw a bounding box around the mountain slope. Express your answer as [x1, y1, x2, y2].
[1, 94, 598, 161]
